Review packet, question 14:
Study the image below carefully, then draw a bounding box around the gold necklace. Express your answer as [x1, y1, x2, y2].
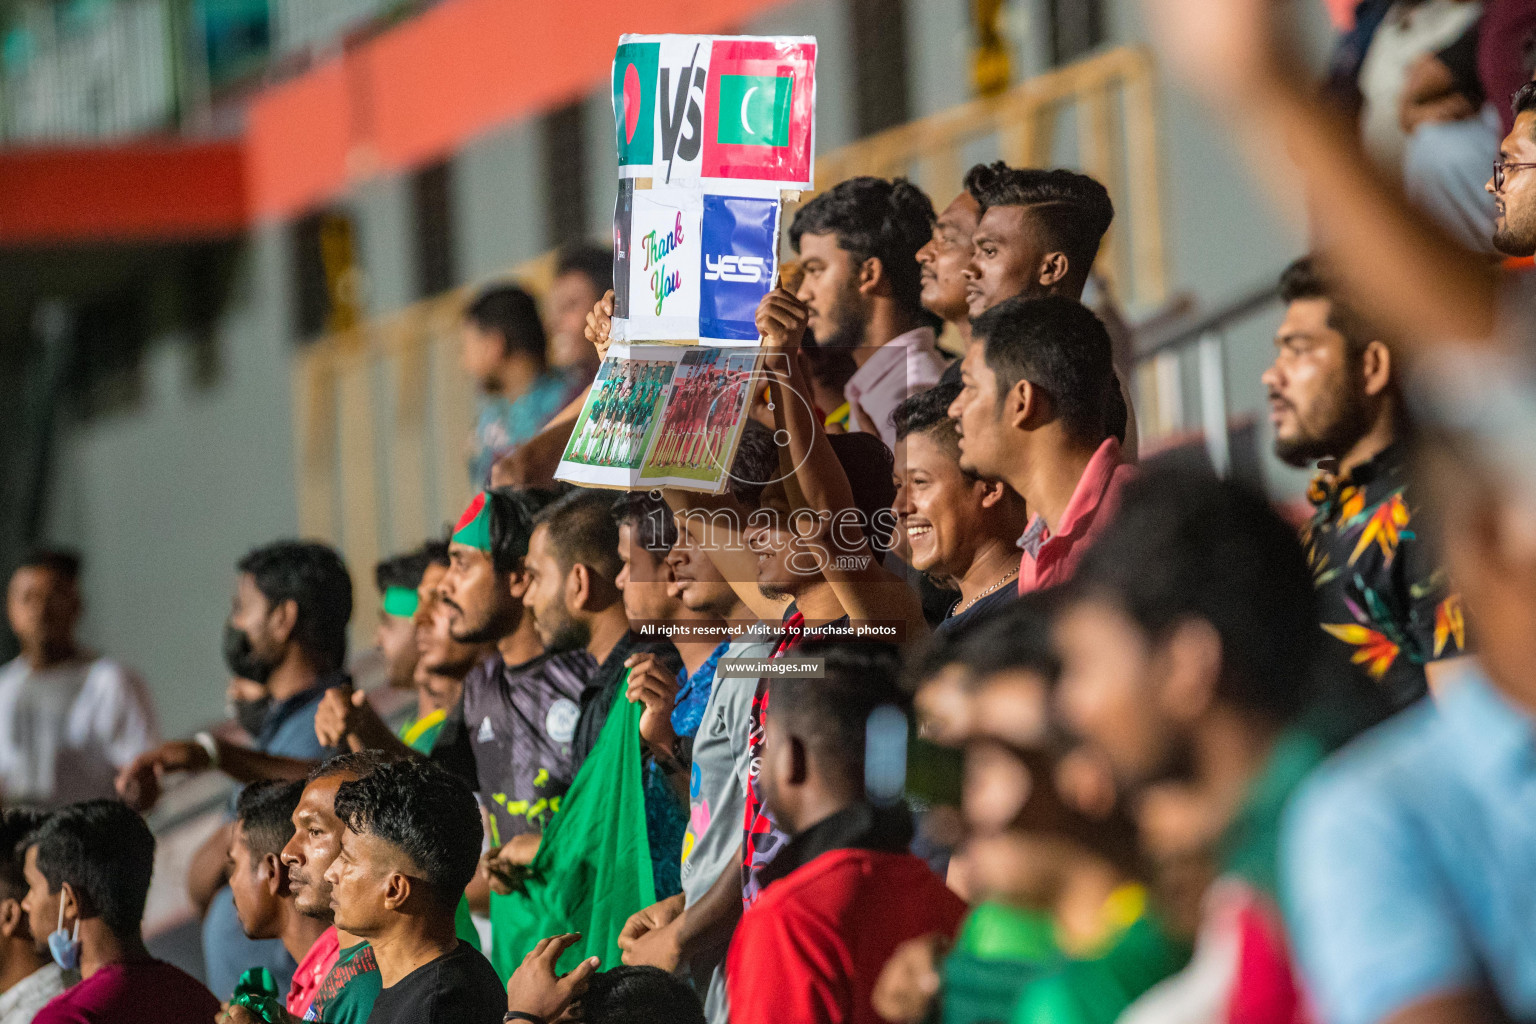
[951, 566, 1019, 617]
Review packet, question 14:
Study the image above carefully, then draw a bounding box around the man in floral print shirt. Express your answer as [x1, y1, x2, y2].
[1265, 256, 1466, 708]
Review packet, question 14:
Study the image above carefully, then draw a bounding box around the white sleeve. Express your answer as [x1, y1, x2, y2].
[87, 661, 161, 768]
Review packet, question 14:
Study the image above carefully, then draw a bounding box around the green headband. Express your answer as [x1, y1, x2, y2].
[452, 491, 493, 552]
[382, 586, 419, 618]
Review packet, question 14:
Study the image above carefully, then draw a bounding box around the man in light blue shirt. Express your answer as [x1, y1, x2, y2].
[461, 284, 577, 487]
[1283, 414, 1536, 1024]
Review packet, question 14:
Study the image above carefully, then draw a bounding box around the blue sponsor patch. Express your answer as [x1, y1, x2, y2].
[699, 194, 778, 341]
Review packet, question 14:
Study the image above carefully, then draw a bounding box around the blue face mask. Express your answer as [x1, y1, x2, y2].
[48, 901, 80, 972]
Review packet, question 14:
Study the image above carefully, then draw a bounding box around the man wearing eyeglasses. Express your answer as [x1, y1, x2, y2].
[1488, 82, 1536, 258]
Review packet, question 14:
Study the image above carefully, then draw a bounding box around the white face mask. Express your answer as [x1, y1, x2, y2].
[47, 899, 80, 971]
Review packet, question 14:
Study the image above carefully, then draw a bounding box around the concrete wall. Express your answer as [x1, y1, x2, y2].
[44, 226, 298, 737]
[37, 0, 1332, 737]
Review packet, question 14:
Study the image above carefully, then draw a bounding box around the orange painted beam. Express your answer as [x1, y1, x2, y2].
[0, 140, 246, 245]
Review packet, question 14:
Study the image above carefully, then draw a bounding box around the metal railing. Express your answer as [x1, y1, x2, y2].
[290, 45, 1170, 633]
[1131, 283, 1281, 478]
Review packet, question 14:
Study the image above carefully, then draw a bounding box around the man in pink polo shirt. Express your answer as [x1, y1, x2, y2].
[947, 294, 1132, 593]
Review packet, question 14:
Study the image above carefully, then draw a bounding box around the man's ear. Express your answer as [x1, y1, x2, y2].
[567, 564, 592, 612]
[788, 735, 811, 787]
[268, 598, 299, 647]
[977, 479, 1011, 510]
[261, 852, 286, 898]
[1157, 618, 1223, 725]
[1008, 378, 1045, 431]
[506, 567, 531, 601]
[856, 255, 885, 297]
[381, 872, 412, 913]
[0, 897, 22, 940]
[1037, 252, 1071, 290]
[58, 881, 79, 923]
[1361, 340, 1393, 399]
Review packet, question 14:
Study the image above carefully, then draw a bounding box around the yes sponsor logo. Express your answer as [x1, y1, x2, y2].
[700, 194, 779, 341]
[705, 254, 767, 283]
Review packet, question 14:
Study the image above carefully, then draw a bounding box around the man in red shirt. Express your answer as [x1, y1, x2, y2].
[21, 801, 220, 1024]
[947, 295, 1132, 593]
[727, 643, 965, 1024]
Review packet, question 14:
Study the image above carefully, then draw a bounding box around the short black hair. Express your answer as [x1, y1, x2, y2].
[827, 432, 897, 553]
[308, 748, 405, 784]
[237, 541, 353, 672]
[581, 966, 706, 1024]
[612, 492, 678, 557]
[1073, 465, 1317, 722]
[971, 295, 1116, 445]
[0, 810, 45, 900]
[422, 539, 450, 568]
[235, 780, 306, 862]
[28, 800, 155, 938]
[1278, 256, 1373, 355]
[464, 284, 548, 367]
[894, 378, 963, 456]
[533, 489, 623, 584]
[333, 760, 482, 913]
[555, 244, 614, 294]
[728, 419, 777, 509]
[1512, 80, 1536, 124]
[769, 642, 907, 789]
[964, 163, 1114, 278]
[485, 487, 540, 574]
[789, 176, 936, 316]
[375, 548, 434, 596]
[16, 548, 81, 582]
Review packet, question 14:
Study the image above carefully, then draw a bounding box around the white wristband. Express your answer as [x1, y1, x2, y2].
[193, 731, 221, 770]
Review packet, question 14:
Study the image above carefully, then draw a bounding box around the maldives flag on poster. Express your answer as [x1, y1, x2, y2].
[702, 38, 816, 188]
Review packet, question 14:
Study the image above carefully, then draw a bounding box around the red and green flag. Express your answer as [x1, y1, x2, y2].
[451, 492, 493, 552]
[613, 41, 660, 168]
[702, 38, 816, 186]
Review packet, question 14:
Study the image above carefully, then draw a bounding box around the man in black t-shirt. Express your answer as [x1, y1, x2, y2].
[327, 759, 504, 1024]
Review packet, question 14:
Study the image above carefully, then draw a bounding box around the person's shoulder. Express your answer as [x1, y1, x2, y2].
[1286, 698, 1451, 843]
[80, 657, 148, 696]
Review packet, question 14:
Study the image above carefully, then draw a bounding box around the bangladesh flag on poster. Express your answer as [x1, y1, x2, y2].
[702, 38, 816, 187]
[613, 41, 660, 168]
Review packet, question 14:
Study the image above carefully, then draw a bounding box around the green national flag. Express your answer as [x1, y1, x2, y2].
[613, 41, 660, 165]
[487, 685, 655, 979]
[716, 73, 793, 147]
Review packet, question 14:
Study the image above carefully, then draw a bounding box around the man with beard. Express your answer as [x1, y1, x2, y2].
[519, 489, 681, 773]
[413, 490, 596, 881]
[1264, 257, 1465, 707]
[116, 540, 349, 1001]
[790, 176, 948, 450]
